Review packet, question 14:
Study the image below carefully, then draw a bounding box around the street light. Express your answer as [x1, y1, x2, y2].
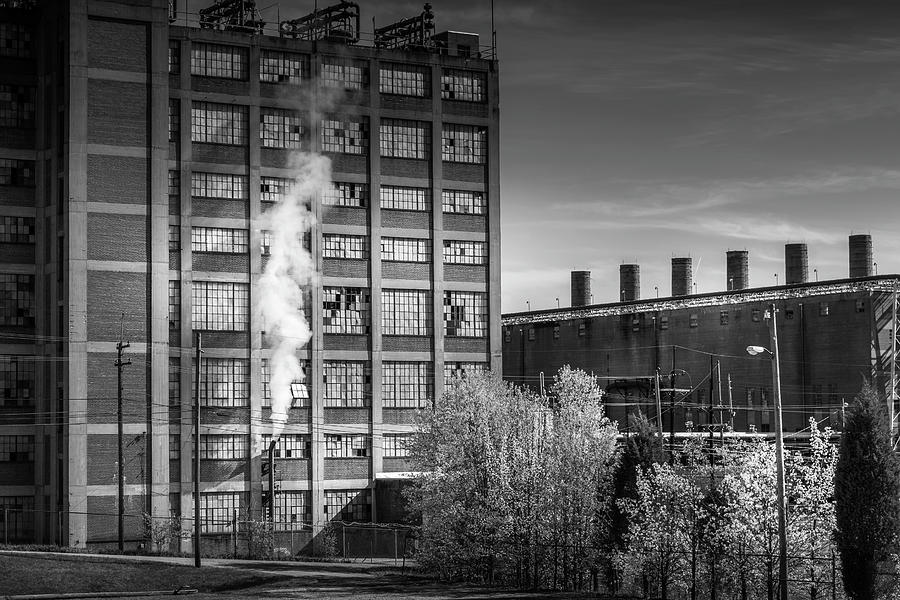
[746, 303, 788, 600]
[654, 285, 659, 298]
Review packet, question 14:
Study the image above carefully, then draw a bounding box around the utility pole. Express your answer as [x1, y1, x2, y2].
[891, 283, 897, 442]
[669, 369, 676, 465]
[767, 303, 789, 600]
[727, 373, 734, 431]
[115, 315, 131, 553]
[655, 369, 663, 440]
[193, 331, 202, 568]
[268, 440, 277, 530]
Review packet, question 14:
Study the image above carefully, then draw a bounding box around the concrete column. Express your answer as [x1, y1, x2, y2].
[367, 57, 383, 521]
[430, 63, 445, 401]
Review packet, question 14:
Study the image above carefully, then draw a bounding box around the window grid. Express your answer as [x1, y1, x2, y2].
[0, 158, 34, 187]
[168, 98, 179, 142]
[323, 234, 368, 260]
[191, 281, 249, 331]
[191, 172, 248, 200]
[444, 362, 488, 386]
[261, 358, 310, 407]
[323, 361, 370, 407]
[275, 491, 311, 528]
[383, 433, 413, 458]
[382, 289, 432, 336]
[168, 40, 179, 74]
[168, 357, 180, 408]
[261, 230, 272, 256]
[324, 489, 371, 522]
[443, 290, 488, 337]
[321, 118, 368, 154]
[168, 225, 180, 251]
[191, 227, 249, 254]
[0, 216, 34, 243]
[325, 434, 370, 458]
[379, 64, 429, 97]
[0, 274, 34, 327]
[194, 358, 250, 407]
[380, 237, 430, 262]
[383, 362, 432, 408]
[380, 119, 429, 159]
[441, 69, 486, 102]
[260, 50, 308, 84]
[200, 434, 247, 460]
[169, 434, 180, 461]
[200, 492, 239, 533]
[442, 123, 487, 164]
[168, 280, 180, 330]
[442, 189, 485, 215]
[322, 182, 368, 207]
[321, 60, 366, 90]
[190, 43, 247, 80]
[191, 102, 248, 145]
[0, 435, 33, 462]
[0, 357, 34, 408]
[260, 108, 303, 149]
[0, 84, 35, 128]
[380, 185, 429, 211]
[0, 23, 33, 58]
[167, 170, 180, 197]
[323, 287, 370, 334]
[443, 240, 486, 265]
[261, 434, 311, 459]
[260, 176, 292, 203]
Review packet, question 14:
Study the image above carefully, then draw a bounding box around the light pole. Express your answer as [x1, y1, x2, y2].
[654, 285, 659, 298]
[746, 302, 788, 600]
[813, 268, 818, 282]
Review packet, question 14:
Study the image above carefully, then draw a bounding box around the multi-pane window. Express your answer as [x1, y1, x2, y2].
[321, 182, 367, 207]
[260, 230, 272, 256]
[168, 98, 179, 141]
[191, 43, 247, 80]
[0, 158, 34, 186]
[261, 434, 310, 459]
[380, 185, 428, 211]
[382, 290, 431, 336]
[441, 69, 486, 102]
[200, 434, 248, 460]
[443, 240, 487, 265]
[380, 237, 430, 262]
[323, 361, 370, 407]
[325, 434, 370, 458]
[195, 358, 250, 407]
[200, 492, 239, 533]
[168, 225, 180, 251]
[442, 124, 487, 164]
[321, 59, 366, 90]
[444, 361, 487, 385]
[0, 435, 33, 461]
[191, 102, 248, 145]
[323, 234, 368, 259]
[444, 290, 487, 337]
[191, 172, 248, 200]
[379, 63, 429, 96]
[168, 357, 180, 408]
[169, 434, 180, 461]
[260, 50, 307, 84]
[275, 491, 311, 528]
[191, 227, 249, 253]
[168, 280, 180, 329]
[324, 489, 371, 522]
[168, 170, 180, 198]
[0, 216, 34, 243]
[380, 119, 429, 159]
[321, 118, 367, 154]
[0, 84, 35, 128]
[0, 357, 34, 408]
[0, 23, 33, 58]
[260, 176, 292, 204]
[442, 189, 486, 215]
[323, 287, 370, 334]
[261, 358, 309, 407]
[0, 274, 33, 327]
[383, 433, 414, 458]
[168, 40, 179, 74]
[191, 281, 249, 331]
[260, 108, 303, 149]
[383, 362, 432, 408]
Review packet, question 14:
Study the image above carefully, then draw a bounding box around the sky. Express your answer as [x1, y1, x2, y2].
[189, 0, 900, 312]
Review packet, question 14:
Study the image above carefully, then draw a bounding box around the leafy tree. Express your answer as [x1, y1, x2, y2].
[835, 382, 900, 600]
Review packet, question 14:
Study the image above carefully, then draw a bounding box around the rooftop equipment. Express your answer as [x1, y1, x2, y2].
[570, 271, 591, 307]
[784, 243, 808, 284]
[199, 0, 265, 33]
[849, 234, 874, 278]
[726, 250, 749, 290]
[620, 264, 641, 302]
[671, 257, 692, 297]
[374, 3, 435, 50]
[280, 1, 360, 43]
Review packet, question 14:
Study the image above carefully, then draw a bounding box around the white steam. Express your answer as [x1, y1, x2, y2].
[257, 151, 331, 440]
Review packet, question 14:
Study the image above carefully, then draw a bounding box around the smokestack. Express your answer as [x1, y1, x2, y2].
[849, 234, 873, 278]
[671, 257, 692, 297]
[726, 250, 749, 290]
[784, 243, 808, 284]
[570, 271, 591, 307]
[619, 264, 640, 302]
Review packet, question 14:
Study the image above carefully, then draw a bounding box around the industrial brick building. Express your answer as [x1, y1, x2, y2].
[503, 238, 899, 438]
[0, 0, 500, 548]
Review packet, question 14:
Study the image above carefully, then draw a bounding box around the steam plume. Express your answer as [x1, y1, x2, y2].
[257, 152, 331, 440]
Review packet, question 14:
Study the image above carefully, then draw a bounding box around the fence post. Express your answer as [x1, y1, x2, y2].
[342, 524, 347, 559]
[831, 551, 836, 600]
[232, 510, 237, 557]
[3, 507, 7, 545]
[394, 528, 398, 566]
